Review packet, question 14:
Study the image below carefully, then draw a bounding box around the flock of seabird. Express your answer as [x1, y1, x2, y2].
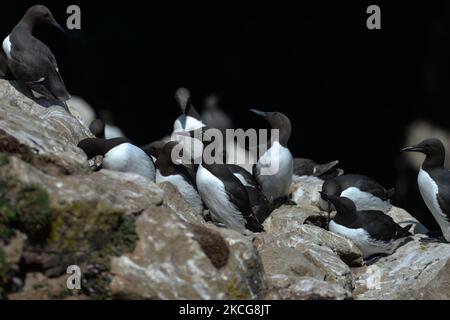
[2, 5, 450, 260]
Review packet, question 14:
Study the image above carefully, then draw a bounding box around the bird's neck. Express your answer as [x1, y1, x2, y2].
[186, 102, 201, 120]
[271, 126, 290, 148]
[423, 153, 445, 171]
[18, 14, 36, 33]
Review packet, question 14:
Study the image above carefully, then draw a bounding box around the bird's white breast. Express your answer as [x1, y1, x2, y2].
[329, 220, 400, 258]
[156, 170, 203, 211]
[104, 124, 125, 139]
[340, 187, 392, 212]
[418, 168, 450, 241]
[103, 143, 155, 180]
[174, 115, 205, 132]
[196, 165, 247, 233]
[2, 35, 11, 59]
[256, 141, 293, 201]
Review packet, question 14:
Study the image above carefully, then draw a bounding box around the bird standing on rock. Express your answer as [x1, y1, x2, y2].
[320, 192, 411, 259]
[192, 131, 264, 234]
[78, 137, 156, 181]
[173, 87, 205, 132]
[2, 5, 70, 108]
[250, 109, 293, 207]
[401, 138, 450, 242]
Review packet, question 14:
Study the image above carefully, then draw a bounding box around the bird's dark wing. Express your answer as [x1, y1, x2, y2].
[174, 163, 198, 188]
[9, 33, 69, 101]
[246, 187, 272, 223]
[207, 164, 263, 232]
[357, 211, 410, 241]
[432, 169, 450, 222]
[229, 164, 258, 188]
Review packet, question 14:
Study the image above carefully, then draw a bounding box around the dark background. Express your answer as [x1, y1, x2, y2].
[2, 1, 450, 228]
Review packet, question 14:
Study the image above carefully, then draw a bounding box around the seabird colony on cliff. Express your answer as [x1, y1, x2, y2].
[2, 5, 449, 261]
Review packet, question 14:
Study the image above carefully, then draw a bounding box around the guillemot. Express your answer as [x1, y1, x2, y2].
[321, 192, 411, 259]
[194, 134, 264, 234]
[155, 141, 203, 211]
[319, 174, 394, 213]
[173, 87, 206, 132]
[78, 137, 156, 181]
[201, 94, 232, 134]
[293, 158, 343, 180]
[3, 5, 70, 108]
[401, 138, 450, 242]
[250, 109, 293, 206]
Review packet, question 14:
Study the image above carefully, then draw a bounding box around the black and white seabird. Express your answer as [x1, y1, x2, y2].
[197, 163, 264, 234]
[250, 109, 293, 205]
[401, 138, 450, 242]
[293, 158, 343, 181]
[3, 5, 70, 107]
[321, 192, 411, 259]
[78, 137, 156, 181]
[155, 141, 203, 211]
[194, 133, 264, 234]
[319, 174, 395, 213]
[173, 87, 206, 132]
[201, 94, 232, 134]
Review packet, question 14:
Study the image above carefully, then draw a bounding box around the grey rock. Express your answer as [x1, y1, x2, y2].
[290, 175, 324, 207]
[263, 205, 328, 233]
[110, 209, 266, 299]
[254, 233, 354, 291]
[354, 236, 450, 299]
[264, 274, 351, 300]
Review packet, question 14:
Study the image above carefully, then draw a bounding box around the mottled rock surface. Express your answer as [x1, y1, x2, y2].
[1, 79, 450, 300]
[354, 237, 450, 299]
[0, 81, 265, 300]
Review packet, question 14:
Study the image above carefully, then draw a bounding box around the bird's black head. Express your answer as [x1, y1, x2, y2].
[319, 192, 357, 214]
[78, 138, 104, 159]
[89, 119, 105, 139]
[250, 109, 291, 146]
[23, 5, 65, 32]
[160, 141, 182, 162]
[401, 138, 446, 169]
[204, 94, 220, 110]
[142, 140, 166, 159]
[78, 137, 130, 159]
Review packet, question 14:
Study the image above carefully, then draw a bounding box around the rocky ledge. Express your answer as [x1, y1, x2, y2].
[0, 80, 449, 300]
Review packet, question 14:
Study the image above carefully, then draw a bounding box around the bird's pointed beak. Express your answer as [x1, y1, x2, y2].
[50, 17, 65, 33]
[250, 109, 267, 117]
[400, 145, 420, 153]
[318, 191, 329, 201]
